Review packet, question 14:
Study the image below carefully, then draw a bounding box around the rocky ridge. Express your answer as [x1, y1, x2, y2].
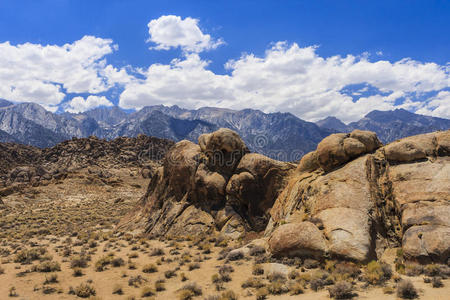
[0, 135, 174, 193]
[119, 128, 450, 264]
[3, 101, 449, 160]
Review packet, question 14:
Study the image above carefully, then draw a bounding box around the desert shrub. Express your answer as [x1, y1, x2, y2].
[32, 261, 61, 272]
[217, 248, 231, 260]
[396, 280, 418, 299]
[150, 248, 164, 256]
[252, 264, 264, 275]
[128, 275, 147, 287]
[183, 283, 202, 295]
[289, 281, 304, 295]
[334, 262, 361, 279]
[9, 286, 17, 297]
[365, 261, 391, 284]
[141, 286, 155, 297]
[219, 264, 234, 275]
[178, 283, 202, 299]
[73, 268, 83, 277]
[188, 262, 201, 271]
[94, 256, 113, 272]
[180, 272, 188, 281]
[73, 283, 96, 298]
[212, 273, 221, 283]
[249, 246, 266, 257]
[112, 284, 123, 295]
[256, 287, 268, 300]
[43, 273, 58, 284]
[325, 260, 337, 272]
[14, 248, 46, 263]
[197, 241, 211, 251]
[328, 281, 354, 299]
[267, 281, 287, 294]
[242, 277, 265, 289]
[288, 269, 299, 279]
[383, 286, 395, 294]
[70, 255, 88, 268]
[310, 278, 326, 291]
[405, 263, 423, 277]
[142, 264, 158, 273]
[226, 250, 244, 261]
[155, 280, 165, 291]
[303, 258, 319, 269]
[128, 252, 139, 258]
[267, 272, 286, 282]
[42, 285, 56, 294]
[165, 269, 177, 278]
[128, 261, 137, 269]
[431, 277, 443, 288]
[178, 289, 194, 300]
[424, 264, 441, 277]
[0, 266, 4, 274]
[111, 257, 125, 267]
[219, 290, 238, 300]
[62, 247, 72, 257]
[215, 236, 229, 248]
[380, 262, 392, 279]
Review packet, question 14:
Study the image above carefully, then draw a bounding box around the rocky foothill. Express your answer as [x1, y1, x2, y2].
[119, 128, 450, 265]
[0, 135, 174, 195]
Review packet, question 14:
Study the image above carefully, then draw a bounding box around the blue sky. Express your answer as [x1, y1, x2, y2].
[0, 0, 449, 122]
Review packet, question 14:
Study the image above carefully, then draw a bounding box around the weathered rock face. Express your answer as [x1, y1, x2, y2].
[118, 128, 295, 238]
[120, 129, 449, 263]
[268, 222, 327, 257]
[267, 130, 450, 263]
[312, 130, 382, 172]
[270, 155, 377, 261]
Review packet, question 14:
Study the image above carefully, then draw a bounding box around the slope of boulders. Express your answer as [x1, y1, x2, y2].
[0, 135, 174, 190]
[120, 128, 450, 265]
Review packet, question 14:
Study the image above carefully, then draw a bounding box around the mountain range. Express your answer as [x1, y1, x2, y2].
[1, 99, 449, 160]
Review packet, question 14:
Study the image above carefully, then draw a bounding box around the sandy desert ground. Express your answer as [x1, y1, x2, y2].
[1, 167, 449, 300]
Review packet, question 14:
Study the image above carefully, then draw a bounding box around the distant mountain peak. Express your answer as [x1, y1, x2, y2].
[0, 99, 13, 108]
[1, 102, 449, 160]
[316, 116, 349, 132]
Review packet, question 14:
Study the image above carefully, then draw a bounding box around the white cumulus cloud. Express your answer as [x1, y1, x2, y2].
[415, 91, 450, 119]
[119, 42, 450, 122]
[64, 95, 113, 113]
[147, 15, 224, 53]
[1, 15, 448, 122]
[0, 36, 130, 107]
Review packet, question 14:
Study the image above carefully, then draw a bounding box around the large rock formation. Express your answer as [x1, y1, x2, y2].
[268, 130, 450, 263]
[117, 128, 295, 238]
[120, 129, 450, 264]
